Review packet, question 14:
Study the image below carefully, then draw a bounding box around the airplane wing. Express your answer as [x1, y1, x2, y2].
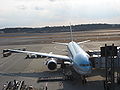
[7, 49, 70, 61]
[87, 50, 101, 57]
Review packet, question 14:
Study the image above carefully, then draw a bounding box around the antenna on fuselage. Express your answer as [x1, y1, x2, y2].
[70, 23, 73, 41]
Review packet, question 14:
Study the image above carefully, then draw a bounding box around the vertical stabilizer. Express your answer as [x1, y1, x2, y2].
[70, 23, 73, 41]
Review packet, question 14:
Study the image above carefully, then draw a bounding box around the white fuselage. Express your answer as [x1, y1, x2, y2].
[67, 41, 92, 75]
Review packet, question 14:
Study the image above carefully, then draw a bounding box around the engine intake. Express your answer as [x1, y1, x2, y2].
[46, 59, 57, 70]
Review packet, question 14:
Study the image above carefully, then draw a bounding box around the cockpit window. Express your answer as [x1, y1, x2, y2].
[80, 64, 90, 66]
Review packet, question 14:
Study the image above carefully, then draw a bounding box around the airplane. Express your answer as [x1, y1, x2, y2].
[3, 25, 92, 79]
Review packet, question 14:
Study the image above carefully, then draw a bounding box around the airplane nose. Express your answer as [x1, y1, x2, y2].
[83, 67, 89, 71]
[82, 66, 92, 74]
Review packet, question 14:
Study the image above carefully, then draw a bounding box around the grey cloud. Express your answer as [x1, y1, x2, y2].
[34, 6, 44, 11]
[49, 0, 56, 2]
[17, 5, 27, 10]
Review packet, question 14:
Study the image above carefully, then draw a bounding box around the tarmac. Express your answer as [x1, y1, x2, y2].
[0, 29, 120, 90]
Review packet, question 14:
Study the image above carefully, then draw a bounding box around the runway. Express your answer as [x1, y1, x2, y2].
[0, 29, 120, 90]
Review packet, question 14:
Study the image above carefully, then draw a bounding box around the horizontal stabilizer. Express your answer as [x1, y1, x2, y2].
[52, 42, 68, 46]
[77, 40, 90, 45]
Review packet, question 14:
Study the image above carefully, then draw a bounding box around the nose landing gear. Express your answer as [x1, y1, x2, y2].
[81, 75, 87, 85]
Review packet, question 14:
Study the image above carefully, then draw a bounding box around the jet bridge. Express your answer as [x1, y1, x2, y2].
[89, 46, 120, 69]
[89, 44, 120, 90]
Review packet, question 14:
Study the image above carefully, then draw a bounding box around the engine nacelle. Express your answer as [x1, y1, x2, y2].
[46, 59, 57, 70]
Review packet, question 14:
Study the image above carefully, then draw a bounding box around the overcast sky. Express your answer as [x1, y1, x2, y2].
[0, 0, 120, 28]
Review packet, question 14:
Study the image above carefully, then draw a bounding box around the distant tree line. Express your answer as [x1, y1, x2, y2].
[0, 24, 120, 33]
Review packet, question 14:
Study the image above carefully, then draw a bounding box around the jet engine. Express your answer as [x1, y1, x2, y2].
[46, 58, 57, 70]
